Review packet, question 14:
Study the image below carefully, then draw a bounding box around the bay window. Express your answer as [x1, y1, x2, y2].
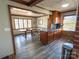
[14, 18, 32, 29]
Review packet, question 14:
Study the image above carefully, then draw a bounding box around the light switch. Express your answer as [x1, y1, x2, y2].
[4, 28, 10, 32]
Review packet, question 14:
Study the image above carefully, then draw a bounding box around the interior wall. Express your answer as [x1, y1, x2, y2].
[37, 16, 49, 28]
[0, 0, 13, 58]
[32, 18, 37, 28]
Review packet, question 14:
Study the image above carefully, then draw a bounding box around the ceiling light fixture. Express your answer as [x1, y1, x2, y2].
[62, 3, 69, 8]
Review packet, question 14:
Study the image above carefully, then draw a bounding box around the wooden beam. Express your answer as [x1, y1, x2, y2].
[9, 5, 48, 15]
[61, 9, 76, 13]
[28, 0, 44, 6]
[10, 0, 28, 5]
[35, 5, 52, 12]
[11, 14, 40, 18]
[10, 0, 44, 6]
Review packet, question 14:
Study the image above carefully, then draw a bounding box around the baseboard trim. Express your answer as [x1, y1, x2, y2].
[2, 53, 15, 59]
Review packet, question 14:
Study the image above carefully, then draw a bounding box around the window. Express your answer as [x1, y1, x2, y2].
[28, 20, 31, 28]
[38, 18, 43, 25]
[63, 15, 77, 31]
[14, 19, 19, 29]
[24, 20, 27, 28]
[19, 19, 24, 28]
[14, 18, 32, 29]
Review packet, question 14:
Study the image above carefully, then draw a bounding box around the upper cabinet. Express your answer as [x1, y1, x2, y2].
[48, 11, 61, 29]
[52, 11, 61, 24]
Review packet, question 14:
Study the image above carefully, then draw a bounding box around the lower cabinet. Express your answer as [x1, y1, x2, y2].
[54, 31, 62, 40]
[40, 30, 62, 45]
[40, 31, 48, 45]
[48, 32, 54, 43]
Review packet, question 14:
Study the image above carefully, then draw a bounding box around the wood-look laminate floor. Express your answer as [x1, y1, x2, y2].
[14, 33, 65, 59]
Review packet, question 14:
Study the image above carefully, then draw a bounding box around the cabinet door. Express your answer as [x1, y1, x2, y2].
[48, 32, 54, 42]
[40, 31, 48, 45]
[54, 31, 61, 40]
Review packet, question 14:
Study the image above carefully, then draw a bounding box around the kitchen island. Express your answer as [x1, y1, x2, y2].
[39, 28, 62, 45]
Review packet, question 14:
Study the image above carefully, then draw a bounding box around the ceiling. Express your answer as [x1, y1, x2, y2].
[10, 0, 78, 12]
[36, 0, 78, 12]
[10, 7, 45, 17]
[10, 0, 43, 6]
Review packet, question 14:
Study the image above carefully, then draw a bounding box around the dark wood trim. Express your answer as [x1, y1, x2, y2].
[2, 54, 15, 59]
[61, 9, 76, 13]
[11, 14, 39, 18]
[35, 5, 52, 12]
[9, 5, 49, 15]
[27, 0, 44, 6]
[8, 5, 16, 55]
[2, 53, 15, 59]
[61, 9, 77, 17]
[11, 14, 49, 18]
[10, 0, 28, 6]
[63, 14, 76, 17]
[10, 0, 44, 6]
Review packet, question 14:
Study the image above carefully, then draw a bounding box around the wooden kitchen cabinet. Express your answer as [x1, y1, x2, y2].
[48, 32, 54, 43]
[40, 31, 54, 45]
[40, 31, 48, 45]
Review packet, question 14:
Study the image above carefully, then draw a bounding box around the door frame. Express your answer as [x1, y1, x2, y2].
[8, 5, 16, 55]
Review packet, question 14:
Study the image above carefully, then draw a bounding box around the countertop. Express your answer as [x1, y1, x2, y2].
[37, 28, 62, 32]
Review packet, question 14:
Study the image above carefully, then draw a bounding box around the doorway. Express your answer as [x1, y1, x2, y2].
[8, 5, 43, 55]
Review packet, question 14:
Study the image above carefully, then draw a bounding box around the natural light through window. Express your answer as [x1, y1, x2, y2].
[14, 19, 19, 29]
[63, 15, 77, 31]
[28, 20, 31, 28]
[24, 20, 27, 28]
[19, 19, 24, 28]
[14, 18, 32, 29]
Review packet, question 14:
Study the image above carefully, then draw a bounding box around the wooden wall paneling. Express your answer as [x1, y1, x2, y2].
[73, 8, 79, 59]
[76, 21, 79, 25]
[74, 9, 79, 48]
